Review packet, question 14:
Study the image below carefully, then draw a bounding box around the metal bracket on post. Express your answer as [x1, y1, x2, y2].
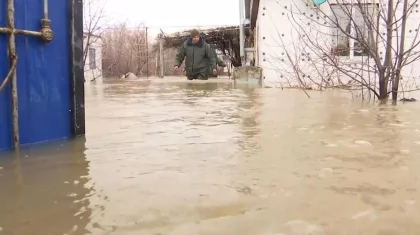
[40, 0, 53, 42]
[0, 0, 54, 150]
[40, 19, 54, 42]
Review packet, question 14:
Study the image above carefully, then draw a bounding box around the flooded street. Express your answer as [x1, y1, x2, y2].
[1, 77, 420, 234]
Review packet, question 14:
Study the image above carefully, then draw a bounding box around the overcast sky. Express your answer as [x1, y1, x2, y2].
[102, 0, 240, 35]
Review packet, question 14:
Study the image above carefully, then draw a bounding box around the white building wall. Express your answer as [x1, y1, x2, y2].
[83, 35, 103, 84]
[256, 0, 420, 92]
[257, 0, 319, 88]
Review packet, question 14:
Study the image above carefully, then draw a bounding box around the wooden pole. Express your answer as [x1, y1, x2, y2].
[145, 27, 149, 77]
[159, 34, 164, 78]
[155, 46, 159, 76]
[8, 0, 19, 149]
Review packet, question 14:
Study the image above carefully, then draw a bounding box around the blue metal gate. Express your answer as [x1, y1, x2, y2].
[0, 0, 85, 151]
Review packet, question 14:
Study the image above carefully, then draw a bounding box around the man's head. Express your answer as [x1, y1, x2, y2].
[190, 29, 200, 44]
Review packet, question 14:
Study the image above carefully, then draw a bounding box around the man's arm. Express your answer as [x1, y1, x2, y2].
[175, 43, 186, 67]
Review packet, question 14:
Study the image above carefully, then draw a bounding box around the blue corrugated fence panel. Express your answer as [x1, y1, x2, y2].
[0, 0, 71, 150]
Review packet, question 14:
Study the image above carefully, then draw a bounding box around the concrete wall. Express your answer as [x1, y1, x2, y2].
[255, 0, 420, 90]
[83, 35, 103, 83]
[0, 0, 84, 150]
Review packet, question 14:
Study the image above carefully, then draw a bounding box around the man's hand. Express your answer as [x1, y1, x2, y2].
[174, 65, 179, 71]
[212, 68, 217, 75]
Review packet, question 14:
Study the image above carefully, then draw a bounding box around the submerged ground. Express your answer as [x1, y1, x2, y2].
[1, 77, 420, 234]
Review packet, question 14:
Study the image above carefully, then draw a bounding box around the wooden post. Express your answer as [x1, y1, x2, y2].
[145, 27, 149, 77]
[155, 53, 159, 76]
[159, 34, 164, 78]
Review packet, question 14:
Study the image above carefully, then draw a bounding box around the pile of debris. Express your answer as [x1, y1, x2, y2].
[120, 72, 140, 79]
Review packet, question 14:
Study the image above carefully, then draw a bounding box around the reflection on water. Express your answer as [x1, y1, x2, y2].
[0, 138, 90, 235]
[1, 77, 420, 234]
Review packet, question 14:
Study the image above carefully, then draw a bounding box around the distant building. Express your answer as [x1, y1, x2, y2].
[83, 33, 103, 83]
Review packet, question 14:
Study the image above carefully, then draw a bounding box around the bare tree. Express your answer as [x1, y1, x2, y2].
[101, 24, 150, 77]
[83, 0, 108, 81]
[267, 0, 420, 101]
[101, 23, 127, 76]
[129, 25, 149, 76]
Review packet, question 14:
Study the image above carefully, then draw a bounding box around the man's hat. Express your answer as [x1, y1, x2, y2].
[190, 29, 200, 37]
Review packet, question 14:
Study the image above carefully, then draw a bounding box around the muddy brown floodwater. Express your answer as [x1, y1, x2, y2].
[1, 77, 420, 235]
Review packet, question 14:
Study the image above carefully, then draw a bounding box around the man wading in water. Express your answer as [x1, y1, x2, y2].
[174, 29, 217, 80]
